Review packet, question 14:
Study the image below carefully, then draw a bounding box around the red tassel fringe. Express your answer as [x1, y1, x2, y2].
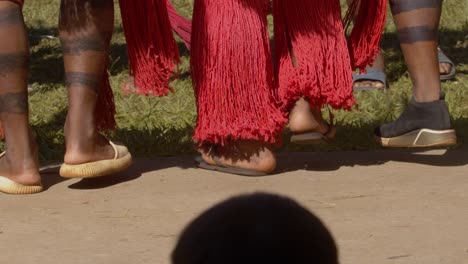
[119, 0, 180, 96]
[0, 1, 385, 142]
[344, 0, 388, 71]
[95, 73, 116, 131]
[0, 121, 3, 140]
[166, 0, 192, 50]
[273, 0, 355, 111]
[191, 0, 286, 145]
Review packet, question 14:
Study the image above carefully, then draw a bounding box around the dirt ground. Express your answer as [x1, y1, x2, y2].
[1, 149, 468, 264]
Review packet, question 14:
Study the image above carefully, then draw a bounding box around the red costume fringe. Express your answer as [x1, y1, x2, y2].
[166, 0, 192, 50]
[119, 0, 180, 96]
[0, 1, 386, 142]
[95, 74, 116, 131]
[344, 0, 388, 71]
[191, 0, 286, 145]
[273, 0, 355, 111]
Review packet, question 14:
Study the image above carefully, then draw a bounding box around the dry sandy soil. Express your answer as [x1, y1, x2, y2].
[1, 149, 468, 264]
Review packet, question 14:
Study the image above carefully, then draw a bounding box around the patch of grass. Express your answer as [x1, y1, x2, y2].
[2, 0, 467, 159]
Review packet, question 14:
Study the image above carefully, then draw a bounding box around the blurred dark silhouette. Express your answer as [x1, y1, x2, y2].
[172, 193, 338, 264]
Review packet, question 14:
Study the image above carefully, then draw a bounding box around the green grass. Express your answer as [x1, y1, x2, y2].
[4, 0, 468, 160]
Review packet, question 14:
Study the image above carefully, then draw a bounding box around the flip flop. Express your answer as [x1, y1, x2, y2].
[59, 140, 132, 179]
[195, 156, 268, 177]
[353, 68, 387, 91]
[0, 152, 43, 195]
[290, 125, 336, 145]
[438, 49, 456, 81]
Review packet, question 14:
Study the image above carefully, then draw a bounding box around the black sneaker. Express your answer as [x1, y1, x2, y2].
[375, 95, 457, 147]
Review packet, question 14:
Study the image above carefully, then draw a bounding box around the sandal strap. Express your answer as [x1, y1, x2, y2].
[438, 49, 455, 66]
[108, 140, 119, 160]
[353, 68, 387, 87]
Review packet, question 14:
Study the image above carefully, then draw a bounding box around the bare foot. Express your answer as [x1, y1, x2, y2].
[289, 98, 329, 134]
[64, 133, 115, 165]
[0, 143, 41, 186]
[439, 62, 452, 75]
[198, 140, 276, 174]
[121, 77, 139, 95]
[438, 48, 453, 76]
[354, 80, 385, 89]
[353, 51, 386, 90]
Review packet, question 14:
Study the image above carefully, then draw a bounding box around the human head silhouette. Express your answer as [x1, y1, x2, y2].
[172, 193, 338, 264]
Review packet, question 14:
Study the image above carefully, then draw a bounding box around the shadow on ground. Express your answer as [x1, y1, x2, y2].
[38, 146, 468, 191]
[276, 147, 468, 174]
[39, 154, 196, 191]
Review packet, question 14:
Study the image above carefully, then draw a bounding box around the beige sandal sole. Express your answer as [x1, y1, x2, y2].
[0, 176, 43, 195]
[0, 152, 43, 195]
[60, 141, 133, 179]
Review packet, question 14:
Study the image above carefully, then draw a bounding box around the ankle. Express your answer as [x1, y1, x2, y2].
[290, 116, 327, 134]
[289, 109, 328, 134]
[64, 134, 114, 165]
[64, 151, 91, 165]
[205, 141, 277, 174]
[64, 120, 99, 153]
[410, 98, 451, 129]
[232, 141, 277, 173]
[254, 150, 277, 174]
[0, 152, 41, 185]
[413, 86, 441, 103]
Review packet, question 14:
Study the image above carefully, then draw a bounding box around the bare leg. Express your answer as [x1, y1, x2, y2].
[0, 2, 40, 186]
[349, 0, 452, 89]
[59, 0, 115, 165]
[287, 52, 331, 139]
[391, 0, 442, 102]
[375, 0, 456, 147]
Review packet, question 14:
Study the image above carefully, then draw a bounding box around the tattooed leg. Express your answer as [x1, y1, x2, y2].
[391, 0, 442, 102]
[391, 0, 455, 77]
[373, 0, 455, 148]
[59, 0, 116, 165]
[0, 2, 40, 186]
[390, 0, 441, 15]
